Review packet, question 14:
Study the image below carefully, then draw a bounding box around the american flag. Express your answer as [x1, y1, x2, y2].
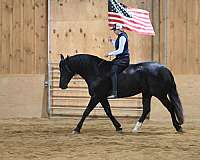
[108, 0, 155, 36]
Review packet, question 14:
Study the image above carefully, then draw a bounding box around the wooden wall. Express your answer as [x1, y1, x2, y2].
[0, 0, 48, 74]
[0, 0, 199, 74]
[50, 0, 154, 63]
[160, 0, 200, 74]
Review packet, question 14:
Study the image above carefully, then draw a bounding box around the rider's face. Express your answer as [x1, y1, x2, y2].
[114, 29, 121, 35]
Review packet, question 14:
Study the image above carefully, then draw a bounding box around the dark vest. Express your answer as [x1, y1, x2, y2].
[115, 32, 129, 59]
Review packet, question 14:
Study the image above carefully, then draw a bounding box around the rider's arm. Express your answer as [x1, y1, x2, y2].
[107, 36, 126, 56]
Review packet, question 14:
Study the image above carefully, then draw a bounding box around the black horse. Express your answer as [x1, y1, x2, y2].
[59, 54, 184, 134]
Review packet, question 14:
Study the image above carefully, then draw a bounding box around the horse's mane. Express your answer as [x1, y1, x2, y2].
[69, 54, 103, 63]
[68, 54, 113, 75]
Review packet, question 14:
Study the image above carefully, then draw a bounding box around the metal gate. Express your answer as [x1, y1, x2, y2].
[48, 62, 143, 117]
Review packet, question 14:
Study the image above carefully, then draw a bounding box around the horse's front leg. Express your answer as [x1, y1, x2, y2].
[100, 98, 122, 133]
[73, 96, 99, 134]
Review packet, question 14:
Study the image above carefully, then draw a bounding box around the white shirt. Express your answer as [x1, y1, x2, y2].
[108, 36, 126, 56]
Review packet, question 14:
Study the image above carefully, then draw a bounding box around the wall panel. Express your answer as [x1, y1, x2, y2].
[35, 0, 48, 74]
[160, 0, 200, 74]
[0, 0, 2, 71]
[12, 0, 23, 73]
[0, 0, 47, 74]
[1, 0, 13, 73]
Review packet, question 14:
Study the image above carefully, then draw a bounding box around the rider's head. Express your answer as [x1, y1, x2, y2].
[111, 23, 123, 35]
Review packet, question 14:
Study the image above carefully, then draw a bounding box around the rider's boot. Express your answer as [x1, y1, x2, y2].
[108, 72, 117, 99]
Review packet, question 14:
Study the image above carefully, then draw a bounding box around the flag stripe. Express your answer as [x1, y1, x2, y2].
[108, 12, 152, 26]
[109, 25, 154, 36]
[108, 23, 154, 35]
[128, 11, 150, 19]
[127, 8, 149, 15]
[108, 21, 155, 35]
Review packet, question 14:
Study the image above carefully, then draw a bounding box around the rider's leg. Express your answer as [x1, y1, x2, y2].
[108, 65, 118, 98]
[108, 57, 129, 99]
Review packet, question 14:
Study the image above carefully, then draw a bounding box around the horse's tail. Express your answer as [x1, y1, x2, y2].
[168, 73, 184, 125]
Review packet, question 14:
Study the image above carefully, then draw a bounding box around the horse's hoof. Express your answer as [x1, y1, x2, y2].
[176, 128, 184, 134]
[116, 128, 123, 134]
[72, 130, 80, 134]
[132, 129, 140, 134]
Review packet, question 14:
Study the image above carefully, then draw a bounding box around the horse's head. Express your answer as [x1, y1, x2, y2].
[59, 54, 75, 89]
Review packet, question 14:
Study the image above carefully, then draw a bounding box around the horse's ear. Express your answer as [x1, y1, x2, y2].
[66, 55, 70, 59]
[60, 54, 64, 60]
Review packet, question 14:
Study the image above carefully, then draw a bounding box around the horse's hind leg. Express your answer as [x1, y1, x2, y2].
[73, 97, 99, 134]
[158, 96, 182, 132]
[100, 98, 122, 133]
[132, 94, 152, 133]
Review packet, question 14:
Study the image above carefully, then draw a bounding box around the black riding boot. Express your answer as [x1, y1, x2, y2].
[108, 72, 117, 99]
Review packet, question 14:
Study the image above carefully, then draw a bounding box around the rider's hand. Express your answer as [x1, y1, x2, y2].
[105, 53, 109, 57]
[108, 36, 112, 43]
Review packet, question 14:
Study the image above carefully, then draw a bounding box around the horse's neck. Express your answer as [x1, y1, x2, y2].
[70, 55, 112, 86]
[70, 57, 100, 81]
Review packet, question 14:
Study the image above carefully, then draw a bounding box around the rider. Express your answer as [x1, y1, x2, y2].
[105, 23, 130, 98]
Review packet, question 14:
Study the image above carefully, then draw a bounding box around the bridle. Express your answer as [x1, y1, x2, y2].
[65, 63, 74, 75]
[60, 59, 74, 75]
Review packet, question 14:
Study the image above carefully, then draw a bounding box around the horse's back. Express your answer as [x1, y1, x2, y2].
[122, 61, 166, 76]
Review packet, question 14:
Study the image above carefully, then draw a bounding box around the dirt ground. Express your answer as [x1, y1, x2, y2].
[0, 117, 200, 160]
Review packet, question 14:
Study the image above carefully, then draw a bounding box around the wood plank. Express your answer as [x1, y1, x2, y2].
[52, 97, 142, 108]
[173, 0, 187, 74]
[195, 0, 200, 73]
[12, 0, 23, 73]
[52, 106, 142, 111]
[167, 0, 175, 71]
[52, 107, 142, 118]
[152, 0, 160, 62]
[159, 0, 164, 64]
[52, 88, 142, 99]
[186, 0, 200, 74]
[52, 88, 89, 98]
[0, 0, 2, 73]
[186, 0, 193, 74]
[23, 0, 36, 73]
[19, 0, 24, 73]
[1, 0, 13, 73]
[35, 0, 47, 74]
[52, 79, 87, 89]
